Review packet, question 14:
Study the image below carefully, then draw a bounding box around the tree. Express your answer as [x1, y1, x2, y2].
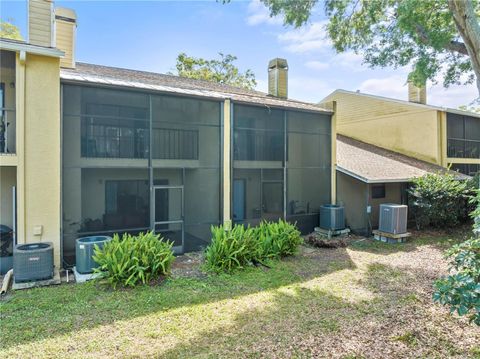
[257, 0, 480, 98]
[172, 52, 257, 90]
[0, 20, 22, 41]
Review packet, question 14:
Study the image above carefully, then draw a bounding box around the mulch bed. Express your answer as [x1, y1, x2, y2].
[306, 234, 348, 248]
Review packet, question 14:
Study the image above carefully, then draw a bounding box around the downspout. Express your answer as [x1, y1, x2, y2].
[60, 83, 63, 268]
[365, 184, 371, 237]
[16, 50, 26, 245]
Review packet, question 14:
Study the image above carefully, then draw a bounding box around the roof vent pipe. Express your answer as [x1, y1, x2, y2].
[268, 58, 288, 99]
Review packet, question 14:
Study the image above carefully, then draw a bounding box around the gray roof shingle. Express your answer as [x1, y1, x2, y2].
[60, 62, 331, 113]
[337, 135, 470, 183]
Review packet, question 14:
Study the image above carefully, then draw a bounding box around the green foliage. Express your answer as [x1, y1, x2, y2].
[93, 231, 175, 289]
[258, 0, 480, 94]
[172, 52, 257, 90]
[470, 189, 480, 235]
[0, 20, 22, 40]
[253, 220, 303, 259]
[408, 172, 472, 229]
[433, 237, 480, 326]
[204, 220, 303, 273]
[204, 224, 260, 273]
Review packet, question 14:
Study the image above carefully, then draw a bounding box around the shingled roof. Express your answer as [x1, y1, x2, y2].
[60, 62, 330, 113]
[336, 135, 470, 183]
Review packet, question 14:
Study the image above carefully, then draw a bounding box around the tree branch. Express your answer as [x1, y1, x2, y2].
[448, 0, 480, 97]
[414, 24, 468, 55]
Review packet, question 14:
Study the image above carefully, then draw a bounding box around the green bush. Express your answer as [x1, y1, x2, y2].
[254, 220, 303, 259]
[93, 231, 175, 289]
[408, 172, 471, 229]
[433, 237, 480, 325]
[204, 225, 259, 273]
[433, 193, 480, 326]
[204, 220, 303, 273]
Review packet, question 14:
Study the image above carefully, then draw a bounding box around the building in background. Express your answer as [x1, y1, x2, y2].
[321, 87, 478, 234]
[322, 88, 480, 176]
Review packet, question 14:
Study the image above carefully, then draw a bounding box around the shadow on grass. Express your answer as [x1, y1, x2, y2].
[160, 286, 361, 358]
[158, 260, 474, 358]
[0, 247, 356, 351]
[349, 226, 471, 255]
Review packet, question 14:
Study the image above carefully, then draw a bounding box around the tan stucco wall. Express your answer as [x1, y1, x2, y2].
[368, 182, 402, 228]
[323, 91, 442, 165]
[337, 171, 405, 234]
[18, 53, 61, 267]
[336, 171, 368, 233]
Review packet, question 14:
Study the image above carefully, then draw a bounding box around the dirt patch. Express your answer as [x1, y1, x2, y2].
[171, 251, 206, 279]
[305, 234, 348, 248]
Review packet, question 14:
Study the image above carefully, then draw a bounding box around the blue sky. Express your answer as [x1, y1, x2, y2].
[1, 0, 477, 107]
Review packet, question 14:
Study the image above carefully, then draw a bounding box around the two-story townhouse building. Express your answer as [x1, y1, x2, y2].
[0, 0, 336, 270]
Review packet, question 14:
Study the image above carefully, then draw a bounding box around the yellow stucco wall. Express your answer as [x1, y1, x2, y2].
[323, 91, 442, 165]
[18, 53, 61, 267]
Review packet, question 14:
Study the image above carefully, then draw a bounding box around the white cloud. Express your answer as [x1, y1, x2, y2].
[289, 76, 333, 102]
[277, 21, 330, 53]
[256, 78, 268, 93]
[358, 75, 407, 100]
[333, 51, 366, 72]
[357, 73, 478, 108]
[246, 0, 283, 26]
[305, 60, 330, 71]
[428, 83, 478, 108]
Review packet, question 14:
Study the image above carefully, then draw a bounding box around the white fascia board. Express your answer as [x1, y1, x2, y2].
[0, 39, 64, 58]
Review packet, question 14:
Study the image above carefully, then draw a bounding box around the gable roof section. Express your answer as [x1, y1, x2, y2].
[336, 135, 470, 183]
[60, 62, 331, 113]
[323, 89, 480, 120]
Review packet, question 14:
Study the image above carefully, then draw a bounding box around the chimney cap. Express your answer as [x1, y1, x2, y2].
[55, 7, 77, 21]
[268, 58, 288, 70]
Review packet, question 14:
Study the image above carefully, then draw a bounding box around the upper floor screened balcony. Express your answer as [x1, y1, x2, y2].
[0, 50, 16, 156]
[63, 85, 220, 167]
[447, 112, 480, 160]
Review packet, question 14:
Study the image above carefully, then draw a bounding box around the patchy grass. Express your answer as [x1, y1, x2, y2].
[1, 230, 479, 358]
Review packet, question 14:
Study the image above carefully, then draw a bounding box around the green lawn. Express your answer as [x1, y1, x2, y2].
[1, 231, 479, 358]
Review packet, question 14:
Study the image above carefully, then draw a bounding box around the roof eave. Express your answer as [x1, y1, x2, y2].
[0, 39, 64, 58]
[60, 72, 331, 114]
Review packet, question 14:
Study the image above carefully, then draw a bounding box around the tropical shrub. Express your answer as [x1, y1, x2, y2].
[204, 224, 259, 273]
[408, 172, 471, 229]
[204, 220, 302, 273]
[433, 238, 480, 325]
[254, 220, 303, 259]
[93, 231, 175, 289]
[433, 193, 480, 326]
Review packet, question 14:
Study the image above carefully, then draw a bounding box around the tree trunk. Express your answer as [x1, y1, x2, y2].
[448, 0, 480, 98]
